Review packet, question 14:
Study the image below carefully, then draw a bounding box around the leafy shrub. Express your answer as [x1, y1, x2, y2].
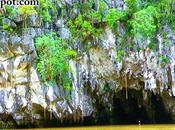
[35, 32, 77, 88]
[17, 5, 37, 17]
[68, 0, 107, 43]
[124, 0, 139, 12]
[131, 6, 158, 38]
[89, 0, 107, 23]
[68, 14, 102, 42]
[5, 6, 17, 17]
[37, 0, 57, 22]
[105, 9, 126, 28]
[158, 0, 175, 30]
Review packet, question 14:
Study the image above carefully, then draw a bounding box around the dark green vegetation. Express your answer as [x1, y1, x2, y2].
[0, 0, 174, 89]
[35, 32, 76, 89]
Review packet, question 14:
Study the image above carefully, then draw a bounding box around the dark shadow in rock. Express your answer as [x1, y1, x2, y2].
[151, 93, 172, 124]
[0, 113, 18, 128]
[112, 89, 173, 124]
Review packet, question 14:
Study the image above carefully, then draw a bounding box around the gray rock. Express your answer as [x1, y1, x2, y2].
[57, 28, 70, 39]
[28, 14, 40, 27]
[55, 19, 64, 28]
[2, 18, 16, 28]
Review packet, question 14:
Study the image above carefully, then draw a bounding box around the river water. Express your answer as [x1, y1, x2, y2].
[22, 125, 175, 130]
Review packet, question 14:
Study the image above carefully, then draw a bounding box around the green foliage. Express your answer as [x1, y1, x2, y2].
[0, 6, 16, 32]
[67, 0, 174, 65]
[147, 42, 157, 51]
[40, 10, 51, 22]
[17, 5, 37, 27]
[37, 0, 57, 22]
[157, 0, 175, 30]
[89, 0, 107, 22]
[68, 0, 108, 43]
[66, 49, 77, 59]
[163, 39, 172, 47]
[0, 14, 2, 24]
[0, 0, 173, 68]
[102, 83, 110, 93]
[105, 9, 126, 28]
[68, 14, 102, 42]
[89, 11, 102, 23]
[5, 6, 17, 17]
[131, 6, 158, 38]
[159, 55, 170, 65]
[17, 5, 37, 17]
[128, 43, 134, 49]
[2, 23, 13, 32]
[82, 21, 96, 36]
[75, 0, 94, 14]
[35, 32, 77, 89]
[124, 0, 139, 12]
[98, 0, 108, 12]
[115, 50, 125, 62]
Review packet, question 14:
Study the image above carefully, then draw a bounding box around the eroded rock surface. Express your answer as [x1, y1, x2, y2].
[0, 0, 175, 128]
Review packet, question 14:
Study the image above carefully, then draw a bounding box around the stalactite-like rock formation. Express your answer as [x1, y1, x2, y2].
[0, 0, 174, 128]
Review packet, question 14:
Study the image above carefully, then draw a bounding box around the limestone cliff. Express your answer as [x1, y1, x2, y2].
[0, 0, 175, 128]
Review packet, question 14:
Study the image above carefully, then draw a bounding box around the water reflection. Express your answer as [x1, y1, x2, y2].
[22, 125, 175, 130]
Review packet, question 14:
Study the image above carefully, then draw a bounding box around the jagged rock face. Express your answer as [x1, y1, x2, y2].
[0, 30, 43, 121]
[68, 20, 175, 125]
[0, 0, 175, 127]
[69, 28, 118, 118]
[0, 30, 73, 126]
